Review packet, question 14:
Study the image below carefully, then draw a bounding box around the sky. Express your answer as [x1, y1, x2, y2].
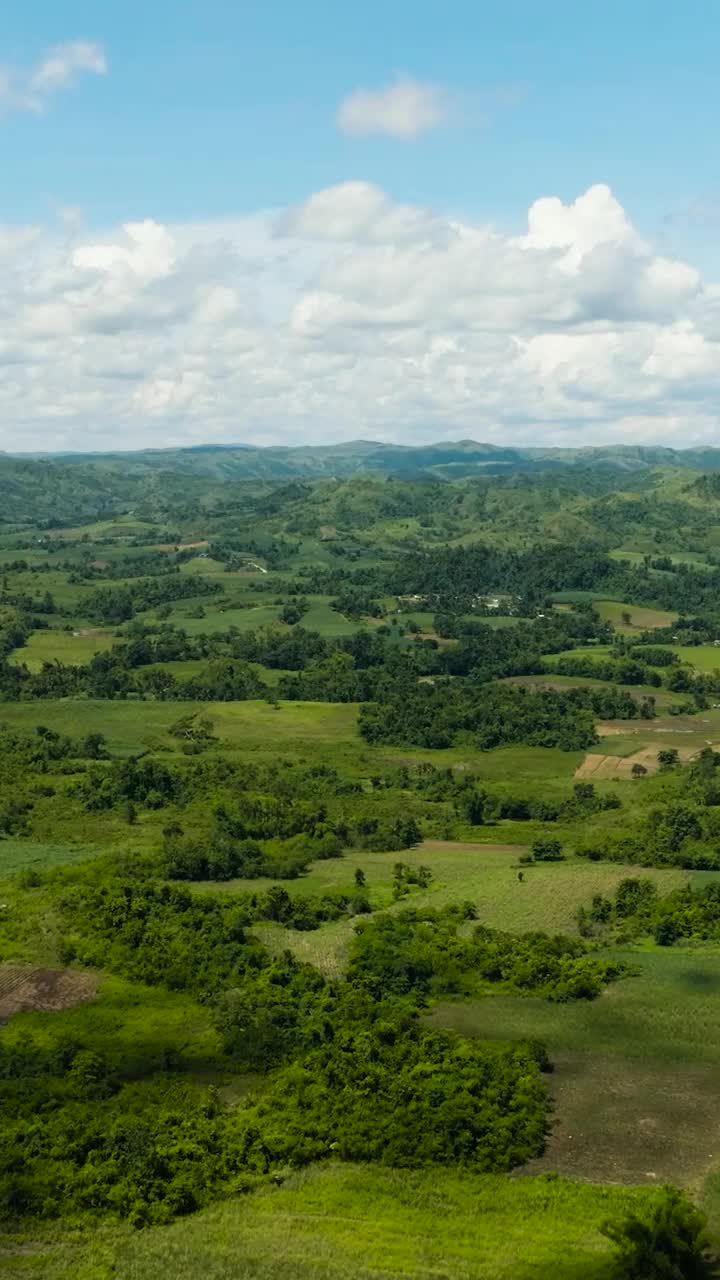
[2, 0, 720, 453]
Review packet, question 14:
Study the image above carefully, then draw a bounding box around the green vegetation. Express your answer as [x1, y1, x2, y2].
[5, 450, 720, 1275]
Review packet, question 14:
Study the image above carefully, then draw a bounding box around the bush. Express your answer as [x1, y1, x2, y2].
[531, 837, 564, 862]
[601, 1187, 715, 1279]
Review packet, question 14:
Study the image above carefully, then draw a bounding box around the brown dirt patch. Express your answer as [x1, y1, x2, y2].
[419, 839, 522, 855]
[575, 746, 696, 779]
[517, 1051, 720, 1187]
[0, 965, 98, 1022]
[597, 716, 702, 736]
[152, 540, 209, 552]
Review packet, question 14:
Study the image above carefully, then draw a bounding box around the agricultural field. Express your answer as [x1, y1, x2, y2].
[668, 644, 720, 672]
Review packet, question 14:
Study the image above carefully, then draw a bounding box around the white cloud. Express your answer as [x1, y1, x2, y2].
[279, 182, 443, 244]
[0, 40, 106, 117]
[337, 75, 447, 139]
[0, 183, 718, 452]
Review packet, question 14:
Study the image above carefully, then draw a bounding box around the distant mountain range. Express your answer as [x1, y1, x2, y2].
[3, 439, 720, 529]
[8, 439, 720, 480]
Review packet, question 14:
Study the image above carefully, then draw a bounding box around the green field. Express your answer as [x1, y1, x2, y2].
[539, 645, 612, 664]
[2, 973, 225, 1074]
[0, 698, 362, 759]
[668, 644, 720, 672]
[429, 947, 720, 1191]
[593, 600, 679, 630]
[8, 628, 115, 671]
[245, 843, 685, 977]
[22, 1163, 661, 1280]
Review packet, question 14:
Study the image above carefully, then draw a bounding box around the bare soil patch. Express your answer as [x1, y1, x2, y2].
[0, 965, 98, 1022]
[152, 540, 209, 551]
[419, 839, 522, 855]
[597, 716, 703, 736]
[575, 746, 696, 779]
[517, 1051, 720, 1187]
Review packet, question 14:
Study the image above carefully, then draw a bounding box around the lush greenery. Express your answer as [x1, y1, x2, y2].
[5, 450, 720, 1276]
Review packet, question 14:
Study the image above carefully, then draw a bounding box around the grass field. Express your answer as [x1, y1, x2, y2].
[507, 672, 677, 710]
[429, 946, 720, 1191]
[668, 644, 720, 672]
[5, 1163, 664, 1280]
[0, 699, 362, 757]
[88, 1165, 670, 1280]
[0, 838, 106, 876]
[593, 600, 678, 631]
[1, 972, 225, 1074]
[8, 628, 115, 671]
[230, 843, 687, 977]
[539, 646, 614, 665]
[168, 604, 283, 634]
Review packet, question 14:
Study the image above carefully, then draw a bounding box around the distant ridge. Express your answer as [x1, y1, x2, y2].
[12, 438, 720, 477]
[4, 438, 720, 528]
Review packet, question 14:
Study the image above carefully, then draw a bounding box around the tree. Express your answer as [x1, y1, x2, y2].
[621, 610, 632, 627]
[462, 789, 486, 826]
[632, 763, 648, 777]
[654, 919, 680, 947]
[82, 732, 108, 759]
[281, 602, 303, 625]
[658, 748, 679, 769]
[601, 1187, 715, 1279]
[531, 837, 564, 862]
[354, 868, 366, 887]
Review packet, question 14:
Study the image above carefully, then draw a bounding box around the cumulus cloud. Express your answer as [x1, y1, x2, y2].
[337, 75, 448, 138]
[0, 183, 717, 452]
[0, 41, 106, 117]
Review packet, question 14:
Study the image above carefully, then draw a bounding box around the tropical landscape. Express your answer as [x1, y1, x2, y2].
[5, 2, 720, 1274]
[2, 443, 720, 1275]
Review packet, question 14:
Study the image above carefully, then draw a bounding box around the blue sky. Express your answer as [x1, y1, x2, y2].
[1, 1, 720, 450]
[2, 0, 718, 246]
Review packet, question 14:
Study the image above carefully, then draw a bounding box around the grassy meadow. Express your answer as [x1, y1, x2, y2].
[8, 628, 116, 671]
[0, 1164, 666, 1280]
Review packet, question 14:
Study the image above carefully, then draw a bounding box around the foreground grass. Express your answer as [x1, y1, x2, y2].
[0, 1164, 663, 1280]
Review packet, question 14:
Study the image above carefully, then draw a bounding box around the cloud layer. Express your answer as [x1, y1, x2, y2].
[0, 41, 106, 117]
[1, 181, 718, 452]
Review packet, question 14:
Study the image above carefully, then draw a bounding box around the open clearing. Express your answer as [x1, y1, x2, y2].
[506, 672, 677, 710]
[0, 965, 97, 1021]
[669, 644, 720, 672]
[592, 600, 678, 630]
[8, 628, 115, 671]
[429, 947, 720, 1191]
[0, 698, 362, 757]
